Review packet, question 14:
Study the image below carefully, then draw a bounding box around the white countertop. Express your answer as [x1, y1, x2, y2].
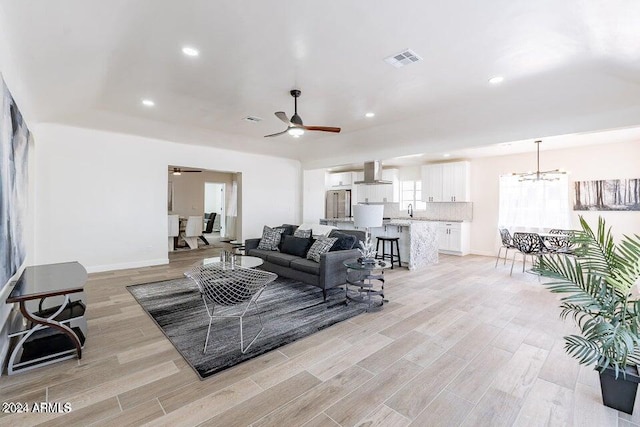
[321, 218, 468, 224]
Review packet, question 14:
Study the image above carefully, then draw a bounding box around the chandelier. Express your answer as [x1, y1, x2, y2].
[512, 140, 565, 181]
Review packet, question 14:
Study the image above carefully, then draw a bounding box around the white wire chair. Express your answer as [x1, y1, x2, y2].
[184, 261, 277, 354]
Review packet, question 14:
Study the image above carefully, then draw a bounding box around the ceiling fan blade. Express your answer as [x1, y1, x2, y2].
[264, 129, 289, 138]
[275, 111, 292, 126]
[303, 126, 341, 133]
[183, 170, 202, 173]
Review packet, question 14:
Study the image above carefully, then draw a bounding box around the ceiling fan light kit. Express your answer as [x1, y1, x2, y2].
[288, 127, 304, 137]
[171, 167, 202, 175]
[512, 140, 566, 182]
[264, 89, 341, 138]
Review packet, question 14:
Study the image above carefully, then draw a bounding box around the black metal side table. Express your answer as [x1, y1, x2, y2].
[343, 260, 390, 311]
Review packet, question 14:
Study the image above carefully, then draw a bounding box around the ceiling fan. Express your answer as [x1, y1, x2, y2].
[264, 89, 341, 138]
[170, 167, 201, 176]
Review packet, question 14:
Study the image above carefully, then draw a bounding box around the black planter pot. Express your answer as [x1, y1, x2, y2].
[599, 365, 640, 414]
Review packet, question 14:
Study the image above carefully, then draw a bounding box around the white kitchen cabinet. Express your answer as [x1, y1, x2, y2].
[437, 222, 470, 255]
[442, 161, 470, 202]
[422, 164, 444, 202]
[327, 172, 353, 188]
[351, 172, 364, 203]
[421, 161, 470, 202]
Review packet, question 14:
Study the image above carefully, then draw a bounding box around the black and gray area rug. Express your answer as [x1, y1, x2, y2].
[127, 276, 365, 379]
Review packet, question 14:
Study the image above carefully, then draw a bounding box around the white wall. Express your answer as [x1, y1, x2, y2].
[171, 170, 234, 217]
[468, 140, 640, 256]
[302, 169, 327, 223]
[32, 124, 301, 272]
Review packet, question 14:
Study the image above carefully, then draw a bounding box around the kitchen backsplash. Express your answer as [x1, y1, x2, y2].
[357, 202, 473, 221]
[413, 202, 473, 221]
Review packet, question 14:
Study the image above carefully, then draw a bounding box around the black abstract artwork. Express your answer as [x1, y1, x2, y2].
[1, 74, 30, 289]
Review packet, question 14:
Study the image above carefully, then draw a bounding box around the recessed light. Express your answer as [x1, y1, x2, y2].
[182, 46, 199, 57]
[141, 99, 155, 107]
[443, 153, 451, 158]
[489, 76, 504, 85]
[365, 112, 375, 118]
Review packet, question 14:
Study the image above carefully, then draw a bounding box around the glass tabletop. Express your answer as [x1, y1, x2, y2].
[343, 259, 391, 270]
[199, 255, 264, 269]
[7, 262, 87, 303]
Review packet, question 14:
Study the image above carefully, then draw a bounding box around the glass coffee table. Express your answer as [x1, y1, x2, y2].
[198, 255, 264, 269]
[343, 259, 390, 311]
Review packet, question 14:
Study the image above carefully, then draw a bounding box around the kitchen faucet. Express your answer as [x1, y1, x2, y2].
[407, 203, 413, 218]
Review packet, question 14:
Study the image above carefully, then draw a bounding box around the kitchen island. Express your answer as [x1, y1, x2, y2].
[320, 218, 438, 270]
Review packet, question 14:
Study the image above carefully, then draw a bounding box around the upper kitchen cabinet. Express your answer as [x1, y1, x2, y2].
[421, 161, 470, 202]
[327, 172, 354, 188]
[421, 164, 444, 202]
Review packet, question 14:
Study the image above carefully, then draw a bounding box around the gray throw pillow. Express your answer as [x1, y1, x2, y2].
[328, 231, 357, 251]
[306, 237, 338, 263]
[257, 226, 285, 251]
[293, 228, 312, 239]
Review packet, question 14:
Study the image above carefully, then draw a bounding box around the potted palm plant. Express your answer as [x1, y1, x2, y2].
[535, 216, 640, 414]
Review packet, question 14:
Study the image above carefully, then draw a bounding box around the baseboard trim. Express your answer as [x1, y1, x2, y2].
[470, 250, 496, 257]
[86, 258, 169, 273]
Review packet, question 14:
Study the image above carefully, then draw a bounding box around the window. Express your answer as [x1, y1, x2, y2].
[400, 180, 426, 211]
[498, 174, 571, 230]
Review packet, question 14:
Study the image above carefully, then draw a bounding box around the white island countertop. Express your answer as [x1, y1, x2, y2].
[321, 217, 467, 225]
[320, 218, 439, 270]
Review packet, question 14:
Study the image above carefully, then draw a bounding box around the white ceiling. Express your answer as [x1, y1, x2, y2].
[1, 0, 640, 168]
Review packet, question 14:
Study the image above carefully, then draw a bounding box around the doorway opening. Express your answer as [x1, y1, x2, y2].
[168, 166, 241, 252]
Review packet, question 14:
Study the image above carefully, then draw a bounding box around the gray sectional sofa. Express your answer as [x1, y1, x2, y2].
[245, 228, 365, 301]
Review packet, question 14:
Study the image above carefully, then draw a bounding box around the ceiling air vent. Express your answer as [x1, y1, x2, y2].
[242, 116, 263, 123]
[384, 49, 423, 68]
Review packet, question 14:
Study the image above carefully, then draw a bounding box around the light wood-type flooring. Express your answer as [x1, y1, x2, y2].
[1, 248, 636, 426]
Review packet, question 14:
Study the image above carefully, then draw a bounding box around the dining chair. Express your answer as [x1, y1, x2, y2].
[548, 229, 578, 235]
[496, 228, 517, 268]
[168, 215, 180, 251]
[184, 261, 278, 353]
[182, 216, 203, 249]
[510, 232, 549, 276]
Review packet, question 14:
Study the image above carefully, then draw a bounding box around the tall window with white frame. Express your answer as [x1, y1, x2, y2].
[400, 180, 427, 211]
[498, 174, 571, 230]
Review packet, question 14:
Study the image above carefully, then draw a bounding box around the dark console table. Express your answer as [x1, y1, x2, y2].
[5, 262, 88, 375]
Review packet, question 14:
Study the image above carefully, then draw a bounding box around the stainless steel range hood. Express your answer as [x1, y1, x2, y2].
[353, 161, 392, 185]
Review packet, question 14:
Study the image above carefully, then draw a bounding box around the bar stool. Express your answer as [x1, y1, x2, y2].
[375, 237, 402, 269]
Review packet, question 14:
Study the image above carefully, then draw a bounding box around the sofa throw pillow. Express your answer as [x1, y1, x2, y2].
[281, 235, 312, 258]
[257, 226, 285, 251]
[293, 228, 312, 239]
[306, 237, 338, 263]
[328, 231, 357, 251]
[307, 224, 337, 237]
[279, 224, 298, 236]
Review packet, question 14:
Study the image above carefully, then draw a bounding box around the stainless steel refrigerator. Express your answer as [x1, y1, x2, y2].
[325, 189, 352, 219]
